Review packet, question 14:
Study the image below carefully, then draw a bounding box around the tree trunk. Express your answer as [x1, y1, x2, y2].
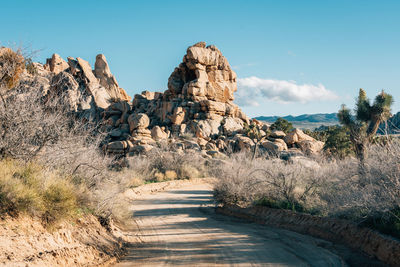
[252, 141, 258, 160]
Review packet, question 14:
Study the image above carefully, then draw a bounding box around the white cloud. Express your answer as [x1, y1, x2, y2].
[236, 76, 338, 107]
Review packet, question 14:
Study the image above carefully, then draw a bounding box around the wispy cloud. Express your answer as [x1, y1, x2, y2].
[236, 76, 338, 107]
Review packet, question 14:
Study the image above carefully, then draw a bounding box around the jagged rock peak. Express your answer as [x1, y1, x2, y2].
[44, 53, 131, 107]
[167, 41, 237, 103]
[94, 54, 131, 102]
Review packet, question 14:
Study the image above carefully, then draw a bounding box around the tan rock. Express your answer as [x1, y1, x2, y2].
[195, 119, 222, 138]
[68, 57, 111, 109]
[235, 135, 254, 151]
[222, 117, 244, 135]
[298, 140, 324, 155]
[128, 113, 150, 132]
[44, 54, 69, 74]
[261, 140, 287, 153]
[270, 130, 286, 139]
[284, 128, 315, 145]
[151, 126, 168, 140]
[94, 54, 131, 102]
[170, 107, 186, 125]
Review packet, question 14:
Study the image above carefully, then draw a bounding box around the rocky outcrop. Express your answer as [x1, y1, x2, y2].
[284, 128, 324, 155]
[41, 53, 132, 121]
[14, 43, 324, 158]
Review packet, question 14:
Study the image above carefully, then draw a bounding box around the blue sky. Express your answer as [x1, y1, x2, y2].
[1, 0, 400, 117]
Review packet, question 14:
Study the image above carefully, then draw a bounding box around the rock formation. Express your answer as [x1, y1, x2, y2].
[7, 42, 324, 158]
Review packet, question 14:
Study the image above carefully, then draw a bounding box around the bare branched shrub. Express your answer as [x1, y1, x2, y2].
[212, 153, 322, 211]
[126, 144, 207, 183]
[319, 142, 400, 221]
[214, 142, 400, 237]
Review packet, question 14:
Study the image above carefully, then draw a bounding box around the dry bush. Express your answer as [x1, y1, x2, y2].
[212, 153, 323, 211]
[0, 47, 25, 90]
[319, 142, 400, 234]
[126, 145, 208, 183]
[213, 143, 400, 237]
[0, 159, 81, 225]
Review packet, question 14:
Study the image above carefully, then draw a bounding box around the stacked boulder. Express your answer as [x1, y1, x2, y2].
[130, 42, 249, 141]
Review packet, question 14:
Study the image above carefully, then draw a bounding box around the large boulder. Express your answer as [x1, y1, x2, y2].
[222, 117, 244, 136]
[167, 42, 237, 103]
[284, 128, 314, 145]
[297, 140, 324, 155]
[270, 130, 286, 139]
[151, 126, 168, 140]
[261, 140, 288, 154]
[128, 113, 150, 132]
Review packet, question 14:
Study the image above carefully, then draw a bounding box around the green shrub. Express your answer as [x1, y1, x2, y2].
[270, 118, 293, 133]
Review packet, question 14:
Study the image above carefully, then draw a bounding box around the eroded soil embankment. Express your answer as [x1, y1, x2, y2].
[217, 205, 400, 266]
[0, 215, 126, 267]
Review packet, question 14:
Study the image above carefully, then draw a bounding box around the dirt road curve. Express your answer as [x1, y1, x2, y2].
[115, 182, 348, 267]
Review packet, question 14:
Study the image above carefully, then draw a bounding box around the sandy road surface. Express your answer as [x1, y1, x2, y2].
[114, 181, 348, 267]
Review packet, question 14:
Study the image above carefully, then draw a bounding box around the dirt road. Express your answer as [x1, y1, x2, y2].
[115, 181, 348, 266]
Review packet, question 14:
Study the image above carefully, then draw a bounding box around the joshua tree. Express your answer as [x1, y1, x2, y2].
[243, 122, 264, 160]
[338, 88, 393, 163]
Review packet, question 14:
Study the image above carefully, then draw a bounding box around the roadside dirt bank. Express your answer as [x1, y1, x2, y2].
[217, 204, 400, 266]
[0, 214, 127, 267]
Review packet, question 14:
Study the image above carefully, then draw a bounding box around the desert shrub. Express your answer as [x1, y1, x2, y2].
[270, 118, 293, 133]
[132, 146, 207, 182]
[318, 142, 400, 237]
[212, 153, 322, 211]
[213, 143, 400, 237]
[0, 159, 80, 224]
[0, 47, 25, 90]
[323, 126, 354, 159]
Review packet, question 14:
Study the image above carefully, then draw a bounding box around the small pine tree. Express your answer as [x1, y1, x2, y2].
[338, 88, 393, 162]
[270, 118, 293, 134]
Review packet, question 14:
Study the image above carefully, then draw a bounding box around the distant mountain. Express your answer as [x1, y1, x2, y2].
[255, 113, 339, 124]
[255, 112, 400, 133]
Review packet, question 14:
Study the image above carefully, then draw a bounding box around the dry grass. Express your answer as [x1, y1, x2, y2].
[0, 159, 81, 225]
[212, 144, 400, 237]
